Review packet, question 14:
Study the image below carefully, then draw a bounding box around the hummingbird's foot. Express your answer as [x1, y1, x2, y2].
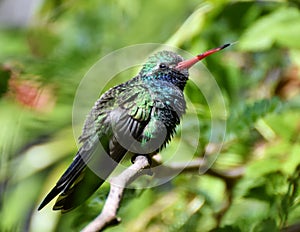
[131, 154, 153, 176]
[131, 154, 152, 166]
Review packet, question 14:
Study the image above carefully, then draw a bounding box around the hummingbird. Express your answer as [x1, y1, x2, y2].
[38, 43, 231, 212]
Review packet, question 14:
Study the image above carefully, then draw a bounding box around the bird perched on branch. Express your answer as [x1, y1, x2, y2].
[38, 43, 231, 212]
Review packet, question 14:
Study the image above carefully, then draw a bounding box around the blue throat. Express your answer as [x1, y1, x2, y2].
[141, 71, 188, 91]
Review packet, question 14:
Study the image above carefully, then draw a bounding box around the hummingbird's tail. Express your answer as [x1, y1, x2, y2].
[53, 159, 105, 212]
[37, 153, 102, 212]
[38, 136, 126, 212]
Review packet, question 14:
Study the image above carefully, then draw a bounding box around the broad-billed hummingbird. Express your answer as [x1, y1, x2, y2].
[38, 43, 231, 212]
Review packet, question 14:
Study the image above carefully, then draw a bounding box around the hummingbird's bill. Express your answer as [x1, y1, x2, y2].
[176, 43, 232, 70]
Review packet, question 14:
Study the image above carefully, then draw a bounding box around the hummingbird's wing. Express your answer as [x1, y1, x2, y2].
[109, 80, 186, 154]
[38, 79, 156, 212]
[38, 85, 126, 212]
[37, 90, 120, 211]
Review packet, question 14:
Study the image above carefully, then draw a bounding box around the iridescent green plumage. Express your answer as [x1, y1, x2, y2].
[38, 51, 189, 212]
[38, 44, 230, 212]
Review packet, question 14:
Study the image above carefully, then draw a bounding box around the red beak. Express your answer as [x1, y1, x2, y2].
[176, 43, 232, 70]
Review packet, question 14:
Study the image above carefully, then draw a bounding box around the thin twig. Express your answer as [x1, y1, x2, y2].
[281, 223, 300, 232]
[152, 155, 245, 180]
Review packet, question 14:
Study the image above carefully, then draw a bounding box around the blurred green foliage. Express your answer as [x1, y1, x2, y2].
[1, 0, 300, 231]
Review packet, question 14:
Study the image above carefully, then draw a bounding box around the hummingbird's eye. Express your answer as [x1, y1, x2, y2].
[159, 63, 167, 69]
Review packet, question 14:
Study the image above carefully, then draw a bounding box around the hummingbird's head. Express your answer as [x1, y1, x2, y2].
[140, 43, 232, 90]
[140, 50, 189, 90]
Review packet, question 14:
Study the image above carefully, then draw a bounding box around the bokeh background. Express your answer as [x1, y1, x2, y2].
[1, 0, 300, 231]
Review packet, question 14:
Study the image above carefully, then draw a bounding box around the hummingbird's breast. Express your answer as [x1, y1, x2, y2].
[147, 80, 186, 117]
[145, 80, 187, 149]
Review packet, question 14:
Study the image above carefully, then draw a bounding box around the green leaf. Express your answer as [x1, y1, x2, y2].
[0, 67, 10, 97]
[239, 7, 300, 50]
[211, 225, 241, 232]
[253, 218, 278, 232]
[228, 97, 282, 138]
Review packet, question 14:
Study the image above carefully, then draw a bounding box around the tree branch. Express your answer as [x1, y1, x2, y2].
[81, 155, 151, 232]
[81, 153, 245, 232]
[151, 154, 245, 180]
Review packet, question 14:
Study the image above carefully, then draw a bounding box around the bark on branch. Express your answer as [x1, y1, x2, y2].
[81, 155, 151, 232]
[81, 154, 245, 232]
